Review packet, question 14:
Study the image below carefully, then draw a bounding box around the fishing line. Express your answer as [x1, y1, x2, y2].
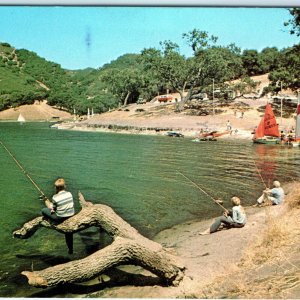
[0, 140, 46, 197]
[176, 170, 227, 212]
[251, 157, 268, 189]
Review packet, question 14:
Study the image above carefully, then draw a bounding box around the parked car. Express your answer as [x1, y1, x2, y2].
[157, 95, 173, 102]
[191, 92, 209, 101]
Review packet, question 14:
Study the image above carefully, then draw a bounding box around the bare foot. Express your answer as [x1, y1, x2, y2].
[199, 229, 210, 235]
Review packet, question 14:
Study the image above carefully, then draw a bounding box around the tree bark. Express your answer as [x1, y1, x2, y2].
[13, 192, 185, 288]
[123, 91, 130, 106]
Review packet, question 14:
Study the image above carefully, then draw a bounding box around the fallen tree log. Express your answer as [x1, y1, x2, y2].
[13, 192, 185, 288]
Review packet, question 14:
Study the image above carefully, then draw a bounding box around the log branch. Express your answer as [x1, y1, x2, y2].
[13, 192, 185, 288]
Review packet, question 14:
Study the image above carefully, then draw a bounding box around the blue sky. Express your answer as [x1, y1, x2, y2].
[0, 6, 298, 70]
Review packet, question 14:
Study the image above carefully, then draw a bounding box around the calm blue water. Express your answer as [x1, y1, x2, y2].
[0, 122, 299, 297]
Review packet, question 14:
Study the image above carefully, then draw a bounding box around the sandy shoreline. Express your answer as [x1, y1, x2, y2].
[0, 96, 296, 140]
[83, 202, 288, 299]
[67, 122, 254, 140]
[51, 97, 296, 140]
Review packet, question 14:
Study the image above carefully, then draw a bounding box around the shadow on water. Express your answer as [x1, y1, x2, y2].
[29, 268, 163, 297]
[78, 229, 113, 255]
[16, 233, 162, 297]
[1, 255, 68, 298]
[15, 254, 71, 266]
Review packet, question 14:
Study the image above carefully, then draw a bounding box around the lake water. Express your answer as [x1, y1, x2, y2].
[0, 122, 299, 297]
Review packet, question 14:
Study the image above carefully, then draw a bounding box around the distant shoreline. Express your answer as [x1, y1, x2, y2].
[66, 122, 254, 140]
[0, 96, 296, 141]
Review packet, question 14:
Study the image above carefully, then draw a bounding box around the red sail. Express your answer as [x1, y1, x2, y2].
[263, 103, 279, 137]
[253, 118, 265, 139]
[253, 103, 279, 139]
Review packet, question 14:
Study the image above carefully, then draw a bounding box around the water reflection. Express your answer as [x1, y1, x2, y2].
[253, 144, 280, 187]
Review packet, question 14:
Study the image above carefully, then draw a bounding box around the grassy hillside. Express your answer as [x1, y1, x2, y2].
[0, 42, 119, 115]
[0, 43, 47, 110]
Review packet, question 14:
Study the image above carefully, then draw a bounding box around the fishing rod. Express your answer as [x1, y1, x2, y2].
[177, 170, 228, 212]
[251, 157, 268, 189]
[0, 140, 46, 198]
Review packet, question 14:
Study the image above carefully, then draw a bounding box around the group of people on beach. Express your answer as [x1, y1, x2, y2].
[234, 109, 245, 119]
[40, 177, 285, 252]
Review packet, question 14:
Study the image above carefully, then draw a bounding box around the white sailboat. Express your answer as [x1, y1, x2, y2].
[17, 113, 25, 124]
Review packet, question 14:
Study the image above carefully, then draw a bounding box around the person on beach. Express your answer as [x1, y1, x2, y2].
[41, 178, 75, 254]
[200, 196, 247, 235]
[226, 120, 232, 131]
[252, 126, 258, 135]
[253, 180, 284, 207]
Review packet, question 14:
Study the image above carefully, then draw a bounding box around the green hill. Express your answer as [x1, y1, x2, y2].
[0, 43, 47, 110]
[0, 42, 119, 115]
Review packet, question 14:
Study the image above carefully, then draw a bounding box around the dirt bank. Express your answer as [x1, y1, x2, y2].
[0, 100, 72, 121]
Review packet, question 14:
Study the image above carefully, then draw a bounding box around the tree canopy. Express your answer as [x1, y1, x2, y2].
[284, 8, 300, 36]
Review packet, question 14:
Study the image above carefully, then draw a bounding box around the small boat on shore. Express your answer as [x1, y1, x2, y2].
[193, 130, 229, 142]
[201, 130, 230, 138]
[252, 103, 280, 144]
[192, 137, 217, 142]
[167, 132, 184, 138]
[50, 122, 75, 130]
[50, 122, 62, 128]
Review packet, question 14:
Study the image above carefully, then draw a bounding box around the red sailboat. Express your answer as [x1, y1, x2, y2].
[253, 103, 280, 144]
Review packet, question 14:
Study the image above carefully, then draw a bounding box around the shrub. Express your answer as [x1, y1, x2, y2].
[1, 42, 11, 47]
